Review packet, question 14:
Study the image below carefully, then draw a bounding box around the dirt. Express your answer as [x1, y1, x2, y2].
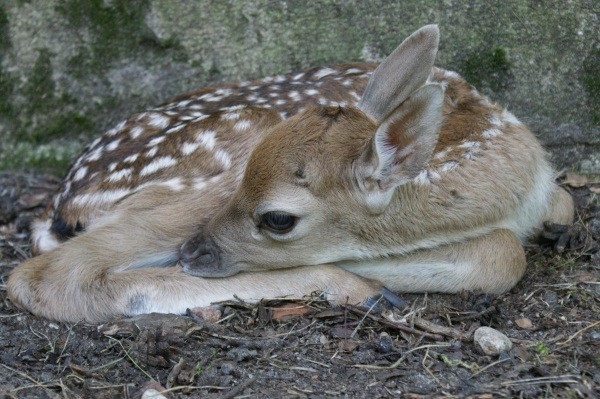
[0, 171, 598, 398]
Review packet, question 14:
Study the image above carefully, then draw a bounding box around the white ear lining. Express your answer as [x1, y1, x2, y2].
[371, 84, 445, 184]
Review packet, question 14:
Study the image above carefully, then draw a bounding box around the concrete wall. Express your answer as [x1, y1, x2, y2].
[0, 0, 598, 173]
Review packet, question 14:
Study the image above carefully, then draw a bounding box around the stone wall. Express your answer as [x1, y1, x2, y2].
[0, 0, 598, 173]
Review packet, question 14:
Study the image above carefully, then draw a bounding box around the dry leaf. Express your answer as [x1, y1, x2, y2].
[271, 303, 310, 321]
[331, 325, 354, 339]
[339, 339, 359, 352]
[515, 317, 533, 329]
[562, 172, 588, 188]
[190, 305, 222, 322]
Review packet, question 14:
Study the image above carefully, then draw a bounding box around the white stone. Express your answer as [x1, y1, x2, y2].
[473, 327, 513, 355]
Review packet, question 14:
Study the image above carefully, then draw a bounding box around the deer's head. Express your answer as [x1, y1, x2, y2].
[179, 25, 445, 277]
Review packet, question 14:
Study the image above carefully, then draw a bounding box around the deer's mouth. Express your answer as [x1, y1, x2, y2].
[179, 232, 243, 277]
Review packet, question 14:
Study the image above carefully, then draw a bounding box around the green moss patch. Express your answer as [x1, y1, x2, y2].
[581, 46, 600, 125]
[460, 47, 514, 95]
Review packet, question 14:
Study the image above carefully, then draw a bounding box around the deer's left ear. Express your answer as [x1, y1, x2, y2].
[356, 84, 444, 213]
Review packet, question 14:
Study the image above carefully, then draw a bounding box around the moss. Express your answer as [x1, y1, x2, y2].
[581, 46, 600, 125]
[23, 48, 55, 114]
[0, 5, 9, 51]
[27, 112, 94, 144]
[57, 0, 185, 77]
[13, 48, 93, 146]
[460, 47, 514, 95]
[0, 4, 13, 119]
[0, 140, 82, 172]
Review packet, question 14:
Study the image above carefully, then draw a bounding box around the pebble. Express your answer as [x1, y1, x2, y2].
[473, 326, 513, 355]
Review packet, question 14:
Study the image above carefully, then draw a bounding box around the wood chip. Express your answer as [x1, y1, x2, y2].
[562, 172, 587, 188]
[271, 303, 310, 321]
[515, 318, 533, 329]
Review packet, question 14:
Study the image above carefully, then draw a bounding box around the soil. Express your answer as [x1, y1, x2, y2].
[0, 171, 598, 398]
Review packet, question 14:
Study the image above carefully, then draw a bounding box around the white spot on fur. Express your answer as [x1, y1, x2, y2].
[443, 70, 460, 79]
[32, 219, 60, 253]
[414, 170, 430, 185]
[176, 100, 191, 107]
[193, 177, 206, 190]
[181, 142, 201, 155]
[482, 128, 502, 138]
[140, 156, 177, 176]
[289, 91, 302, 101]
[160, 177, 185, 191]
[222, 105, 245, 112]
[107, 120, 126, 136]
[275, 99, 286, 106]
[145, 147, 159, 158]
[489, 115, 503, 127]
[305, 89, 319, 96]
[124, 153, 139, 163]
[89, 137, 102, 148]
[234, 120, 251, 131]
[106, 140, 121, 151]
[215, 88, 232, 96]
[73, 166, 88, 181]
[274, 75, 286, 83]
[222, 112, 240, 120]
[108, 162, 118, 172]
[501, 109, 521, 125]
[440, 160, 458, 172]
[107, 168, 132, 182]
[214, 149, 232, 169]
[196, 130, 216, 150]
[85, 146, 104, 162]
[166, 124, 185, 134]
[349, 91, 361, 100]
[314, 67, 336, 79]
[293, 72, 305, 80]
[130, 126, 144, 139]
[148, 113, 170, 129]
[147, 136, 166, 146]
[345, 68, 362, 74]
[73, 189, 131, 207]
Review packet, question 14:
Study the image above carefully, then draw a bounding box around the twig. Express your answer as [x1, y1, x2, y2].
[344, 305, 443, 341]
[413, 318, 468, 340]
[557, 320, 600, 346]
[222, 376, 257, 399]
[350, 296, 382, 338]
[469, 357, 510, 378]
[500, 375, 580, 386]
[107, 336, 154, 381]
[353, 343, 451, 370]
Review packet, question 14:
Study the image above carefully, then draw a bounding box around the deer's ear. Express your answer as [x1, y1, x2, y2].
[358, 24, 439, 123]
[356, 84, 444, 213]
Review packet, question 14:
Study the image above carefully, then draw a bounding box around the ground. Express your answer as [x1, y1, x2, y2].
[0, 171, 598, 398]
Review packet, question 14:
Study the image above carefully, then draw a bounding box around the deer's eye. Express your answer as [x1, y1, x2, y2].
[260, 212, 297, 234]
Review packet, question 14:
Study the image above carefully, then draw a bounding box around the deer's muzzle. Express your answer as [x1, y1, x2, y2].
[179, 232, 237, 277]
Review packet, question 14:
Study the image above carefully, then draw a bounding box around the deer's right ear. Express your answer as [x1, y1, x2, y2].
[354, 24, 442, 214]
[355, 84, 444, 214]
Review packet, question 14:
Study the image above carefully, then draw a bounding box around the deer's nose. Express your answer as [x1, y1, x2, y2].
[179, 232, 222, 276]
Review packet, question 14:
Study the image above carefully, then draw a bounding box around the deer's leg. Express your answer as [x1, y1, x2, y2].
[340, 228, 527, 294]
[8, 250, 380, 323]
[8, 191, 381, 324]
[544, 185, 574, 226]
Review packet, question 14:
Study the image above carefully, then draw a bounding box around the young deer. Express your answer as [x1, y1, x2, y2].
[8, 25, 573, 323]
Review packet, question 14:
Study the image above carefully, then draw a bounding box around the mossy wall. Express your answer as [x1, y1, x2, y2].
[0, 0, 598, 173]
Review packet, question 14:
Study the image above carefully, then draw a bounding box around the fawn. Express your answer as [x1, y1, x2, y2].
[7, 25, 573, 323]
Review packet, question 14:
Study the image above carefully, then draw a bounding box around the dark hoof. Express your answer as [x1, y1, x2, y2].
[362, 287, 408, 312]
